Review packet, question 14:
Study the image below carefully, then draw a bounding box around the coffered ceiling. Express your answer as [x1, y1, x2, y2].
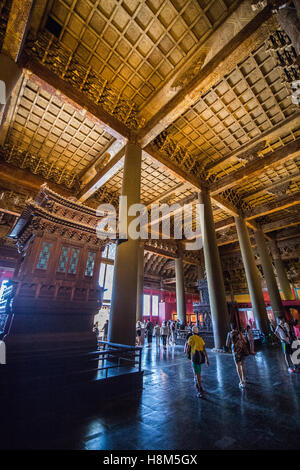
[47, 0, 239, 108]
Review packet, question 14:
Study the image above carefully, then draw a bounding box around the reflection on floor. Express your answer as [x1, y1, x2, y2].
[1, 345, 300, 450]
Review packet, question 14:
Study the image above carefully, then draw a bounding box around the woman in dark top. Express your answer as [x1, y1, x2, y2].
[226, 324, 249, 389]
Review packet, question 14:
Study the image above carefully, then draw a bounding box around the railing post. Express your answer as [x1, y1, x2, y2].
[139, 348, 142, 372]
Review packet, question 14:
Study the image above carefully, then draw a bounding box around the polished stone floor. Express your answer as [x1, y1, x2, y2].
[1, 344, 300, 450]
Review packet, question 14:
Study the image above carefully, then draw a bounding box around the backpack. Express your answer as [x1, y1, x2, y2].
[184, 342, 205, 364]
[192, 349, 206, 365]
[232, 332, 249, 357]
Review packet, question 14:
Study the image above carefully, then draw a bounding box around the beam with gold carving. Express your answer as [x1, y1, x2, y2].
[245, 191, 300, 220]
[210, 138, 300, 195]
[2, 0, 34, 62]
[78, 142, 126, 202]
[262, 215, 300, 233]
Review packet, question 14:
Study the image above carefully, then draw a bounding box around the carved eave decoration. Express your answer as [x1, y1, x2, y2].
[0, 144, 81, 191]
[8, 184, 114, 253]
[36, 184, 108, 220]
[152, 131, 211, 182]
[9, 204, 109, 253]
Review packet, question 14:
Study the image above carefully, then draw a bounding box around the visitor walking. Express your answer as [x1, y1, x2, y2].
[275, 316, 296, 373]
[226, 323, 249, 389]
[136, 321, 142, 346]
[160, 321, 168, 349]
[167, 320, 171, 346]
[145, 319, 154, 347]
[245, 325, 255, 355]
[170, 321, 177, 345]
[186, 326, 209, 398]
[154, 321, 161, 346]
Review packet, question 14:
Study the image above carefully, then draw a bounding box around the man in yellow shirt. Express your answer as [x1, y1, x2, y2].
[187, 326, 210, 398]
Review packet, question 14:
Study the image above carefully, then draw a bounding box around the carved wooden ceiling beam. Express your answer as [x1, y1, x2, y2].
[205, 112, 300, 174]
[243, 171, 300, 200]
[143, 144, 204, 192]
[0, 160, 73, 198]
[2, 0, 34, 62]
[211, 194, 240, 217]
[210, 138, 300, 195]
[78, 140, 126, 200]
[245, 191, 300, 219]
[78, 147, 126, 203]
[262, 214, 300, 232]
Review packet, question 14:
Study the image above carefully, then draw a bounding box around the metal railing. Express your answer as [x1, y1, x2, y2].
[0, 342, 143, 385]
[97, 340, 143, 378]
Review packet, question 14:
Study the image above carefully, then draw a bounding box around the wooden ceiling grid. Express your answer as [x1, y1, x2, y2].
[3, 76, 113, 176]
[48, 0, 238, 107]
[166, 41, 296, 180]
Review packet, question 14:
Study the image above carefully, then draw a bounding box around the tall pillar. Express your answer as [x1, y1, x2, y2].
[109, 142, 141, 345]
[0, 54, 21, 124]
[254, 228, 285, 320]
[235, 216, 269, 334]
[197, 263, 205, 303]
[198, 189, 229, 349]
[269, 239, 295, 300]
[136, 242, 144, 321]
[175, 255, 186, 325]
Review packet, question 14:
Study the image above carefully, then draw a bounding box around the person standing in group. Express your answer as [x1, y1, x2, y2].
[93, 322, 99, 337]
[245, 325, 255, 355]
[145, 319, 154, 347]
[160, 321, 168, 349]
[154, 321, 161, 347]
[186, 326, 209, 398]
[136, 321, 142, 346]
[275, 316, 296, 373]
[226, 323, 249, 389]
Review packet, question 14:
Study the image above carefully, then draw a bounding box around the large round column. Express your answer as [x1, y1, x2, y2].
[198, 189, 229, 349]
[269, 239, 295, 300]
[136, 242, 144, 321]
[109, 142, 141, 345]
[255, 228, 285, 320]
[235, 216, 269, 334]
[0, 54, 21, 125]
[175, 255, 186, 325]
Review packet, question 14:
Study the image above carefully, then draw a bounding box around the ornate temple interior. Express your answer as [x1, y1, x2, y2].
[0, 0, 299, 452]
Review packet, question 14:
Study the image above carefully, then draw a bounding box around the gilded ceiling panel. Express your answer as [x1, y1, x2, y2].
[46, 0, 238, 107]
[3, 76, 114, 178]
[165, 41, 296, 180]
